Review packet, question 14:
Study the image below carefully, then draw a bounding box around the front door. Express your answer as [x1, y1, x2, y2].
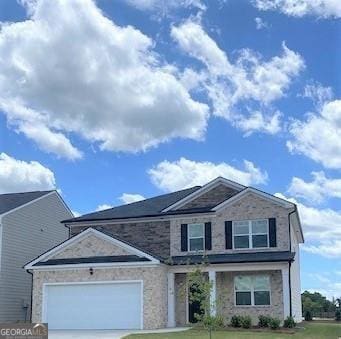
[188, 284, 204, 323]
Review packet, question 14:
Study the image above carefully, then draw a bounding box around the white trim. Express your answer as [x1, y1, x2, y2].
[188, 223, 205, 252]
[234, 274, 272, 307]
[162, 177, 245, 212]
[24, 228, 160, 270]
[232, 219, 269, 250]
[0, 191, 56, 218]
[42, 280, 144, 330]
[209, 271, 216, 316]
[213, 188, 294, 211]
[167, 272, 175, 327]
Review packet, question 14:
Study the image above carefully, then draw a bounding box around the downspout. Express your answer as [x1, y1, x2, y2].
[288, 206, 297, 318]
[27, 270, 34, 322]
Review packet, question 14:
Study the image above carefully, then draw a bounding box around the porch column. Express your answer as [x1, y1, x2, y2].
[167, 272, 176, 327]
[209, 270, 216, 316]
[282, 266, 290, 318]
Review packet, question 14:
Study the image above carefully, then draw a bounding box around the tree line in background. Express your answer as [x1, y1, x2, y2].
[301, 291, 341, 320]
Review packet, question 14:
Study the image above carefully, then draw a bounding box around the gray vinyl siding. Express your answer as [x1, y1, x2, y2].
[0, 192, 71, 322]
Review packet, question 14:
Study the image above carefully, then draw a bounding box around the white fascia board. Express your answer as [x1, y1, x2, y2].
[24, 228, 160, 270]
[162, 177, 245, 213]
[0, 191, 55, 218]
[213, 187, 294, 211]
[292, 210, 304, 243]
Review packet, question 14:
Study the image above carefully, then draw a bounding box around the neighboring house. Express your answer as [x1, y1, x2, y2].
[25, 177, 304, 330]
[0, 190, 72, 322]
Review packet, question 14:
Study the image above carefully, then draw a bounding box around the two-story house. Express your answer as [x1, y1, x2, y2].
[0, 190, 72, 322]
[25, 177, 303, 330]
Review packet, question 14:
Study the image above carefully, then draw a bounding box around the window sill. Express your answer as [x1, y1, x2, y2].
[234, 304, 271, 308]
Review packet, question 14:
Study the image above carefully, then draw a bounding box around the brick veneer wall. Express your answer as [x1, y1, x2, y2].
[32, 266, 168, 329]
[180, 185, 239, 210]
[70, 220, 171, 258]
[171, 192, 291, 256]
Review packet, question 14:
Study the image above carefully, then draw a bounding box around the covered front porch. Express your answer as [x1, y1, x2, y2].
[167, 261, 291, 327]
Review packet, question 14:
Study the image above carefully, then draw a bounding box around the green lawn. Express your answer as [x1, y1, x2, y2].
[126, 322, 341, 339]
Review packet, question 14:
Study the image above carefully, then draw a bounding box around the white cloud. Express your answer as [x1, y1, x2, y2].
[253, 0, 341, 18]
[275, 193, 341, 258]
[287, 100, 341, 169]
[288, 171, 341, 203]
[149, 157, 268, 192]
[119, 193, 145, 204]
[0, 0, 209, 159]
[235, 110, 282, 135]
[96, 204, 113, 211]
[0, 153, 56, 193]
[255, 17, 268, 30]
[302, 82, 333, 108]
[125, 0, 206, 12]
[171, 20, 304, 135]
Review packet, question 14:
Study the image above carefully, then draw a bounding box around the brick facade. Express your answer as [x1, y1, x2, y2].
[180, 185, 239, 210]
[171, 192, 291, 256]
[70, 220, 171, 258]
[51, 234, 131, 259]
[32, 266, 168, 329]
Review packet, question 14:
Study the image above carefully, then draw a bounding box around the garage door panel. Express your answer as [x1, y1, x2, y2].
[44, 282, 142, 330]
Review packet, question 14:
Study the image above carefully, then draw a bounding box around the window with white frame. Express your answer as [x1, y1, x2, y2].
[188, 223, 204, 251]
[234, 275, 271, 306]
[233, 219, 269, 249]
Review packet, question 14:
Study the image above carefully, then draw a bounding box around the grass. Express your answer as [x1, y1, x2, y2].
[126, 322, 341, 339]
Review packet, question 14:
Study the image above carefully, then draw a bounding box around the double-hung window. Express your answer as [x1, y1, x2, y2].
[235, 275, 271, 306]
[233, 219, 269, 249]
[188, 223, 205, 251]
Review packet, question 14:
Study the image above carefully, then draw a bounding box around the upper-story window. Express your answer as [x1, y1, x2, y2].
[188, 223, 205, 251]
[233, 219, 269, 249]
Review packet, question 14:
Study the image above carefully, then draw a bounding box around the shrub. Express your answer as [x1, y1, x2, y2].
[240, 315, 252, 329]
[269, 317, 281, 330]
[202, 315, 225, 329]
[335, 310, 341, 321]
[258, 315, 271, 328]
[230, 315, 242, 328]
[283, 316, 296, 328]
[304, 310, 312, 321]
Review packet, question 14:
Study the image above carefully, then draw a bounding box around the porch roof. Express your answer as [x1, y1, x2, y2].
[170, 251, 295, 265]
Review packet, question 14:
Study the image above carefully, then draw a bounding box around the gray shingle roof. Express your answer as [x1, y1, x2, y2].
[63, 186, 202, 223]
[0, 190, 53, 215]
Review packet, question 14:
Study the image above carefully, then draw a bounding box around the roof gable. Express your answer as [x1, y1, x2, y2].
[0, 190, 54, 215]
[25, 228, 160, 269]
[162, 177, 244, 212]
[213, 187, 294, 210]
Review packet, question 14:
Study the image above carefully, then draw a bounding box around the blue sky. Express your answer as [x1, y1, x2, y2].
[0, 0, 340, 299]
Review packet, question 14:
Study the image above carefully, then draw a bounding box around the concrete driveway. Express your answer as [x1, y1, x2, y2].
[49, 328, 189, 339]
[49, 330, 132, 339]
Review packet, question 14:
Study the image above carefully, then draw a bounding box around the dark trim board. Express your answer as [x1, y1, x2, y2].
[33, 255, 150, 266]
[170, 251, 295, 265]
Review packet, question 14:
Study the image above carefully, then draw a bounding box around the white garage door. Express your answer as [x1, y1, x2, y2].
[43, 281, 142, 330]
